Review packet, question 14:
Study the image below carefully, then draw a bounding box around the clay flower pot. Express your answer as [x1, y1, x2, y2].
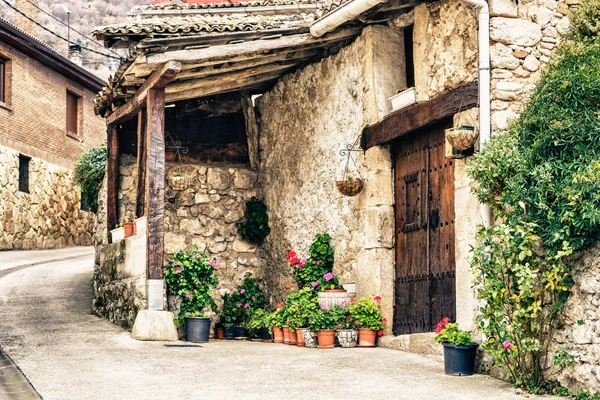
[217, 327, 225, 340]
[357, 328, 377, 347]
[289, 329, 298, 345]
[123, 222, 134, 238]
[317, 329, 336, 349]
[273, 326, 284, 343]
[283, 326, 291, 344]
[296, 328, 308, 347]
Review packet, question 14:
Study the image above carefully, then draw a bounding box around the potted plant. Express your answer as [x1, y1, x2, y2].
[122, 217, 135, 238]
[348, 296, 385, 347]
[169, 171, 187, 191]
[133, 215, 147, 233]
[248, 308, 272, 342]
[285, 288, 319, 347]
[389, 87, 417, 111]
[110, 223, 125, 243]
[445, 125, 478, 151]
[335, 173, 364, 197]
[164, 246, 219, 343]
[308, 304, 346, 349]
[266, 304, 285, 343]
[435, 317, 479, 376]
[336, 320, 358, 348]
[215, 323, 225, 340]
[220, 273, 267, 339]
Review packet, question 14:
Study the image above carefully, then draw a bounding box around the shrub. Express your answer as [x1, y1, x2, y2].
[73, 142, 107, 213]
[237, 197, 270, 244]
[308, 304, 346, 331]
[164, 246, 219, 325]
[247, 308, 270, 333]
[348, 297, 385, 331]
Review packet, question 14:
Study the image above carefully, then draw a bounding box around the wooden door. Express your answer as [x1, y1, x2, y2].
[393, 119, 456, 335]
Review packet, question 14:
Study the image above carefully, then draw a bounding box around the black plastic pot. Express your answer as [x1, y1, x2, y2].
[258, 327, 272, 341]
[234, 325, 249, 338]
[224, 326, 235, 340]
[185, 317, 211, 343]
[442, 343, 479, 376]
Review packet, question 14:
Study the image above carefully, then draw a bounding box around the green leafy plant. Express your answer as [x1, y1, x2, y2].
[220, 273, 266, 328]
[237, 197, 270, 244]
[348, 297, 385, 331]
[284, 288, 319, 331]
[288, 233, 343, 291]
[164, 245, 219, 325]
[308, 304, 346, 331]
[434, 318, 473, 346]
[265, 303, 286, 332]
[73, 142, 107, 213]
[248, 308, 270, 333]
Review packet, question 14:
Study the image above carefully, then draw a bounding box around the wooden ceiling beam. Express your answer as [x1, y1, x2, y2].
[107, 61, 181, 125]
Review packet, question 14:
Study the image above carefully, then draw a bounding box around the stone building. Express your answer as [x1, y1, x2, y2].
[91, 0, 599, 392]
[0, 16, 106, 250]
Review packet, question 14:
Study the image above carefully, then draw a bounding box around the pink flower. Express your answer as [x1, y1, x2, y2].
[173, 262, 179, 267]
[320, 304, 329, 311]
[176, 267, 182, 273]
[502, 340, 512, 350]
[208, 260, 218, 268]
[251, 296, 256, 301]
[323, 272, 334, 282]
[240, 289, 246, 294]
[300, 258, 306, 265]
[244, 303, 250, 309]
[236, 303, 242, 308]
[195, 253, 201, 258]
[185, 293, 192, 299]
[311, 281, 319, 288]
[296, 264, 302, 269]
[340, 301, 345, 307]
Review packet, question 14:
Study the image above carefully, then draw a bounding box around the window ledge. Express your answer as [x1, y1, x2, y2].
[0, 101, 12, 111]
[66, 131, 80, 140]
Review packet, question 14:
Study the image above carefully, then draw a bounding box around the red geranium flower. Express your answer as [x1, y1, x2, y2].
[349, 298, 356, 303]
[377, 330, 384, 337]
[276, 302, 284, 309]
[287, 251, 296, 260]
[290, 257, 299, 265]
[373, 295, 382, 302]
[383, 318, 388, 323]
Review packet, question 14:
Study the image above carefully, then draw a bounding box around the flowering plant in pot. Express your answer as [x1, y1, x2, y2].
[348, 296, 385, 347]
[308, 304, 346, 349]
[285, 288, 319, 347]
[220, 273, 266, 339]
[248, 308, 272, 342]
[164, 246, 219, 343]
[434, 318, 479, 376]
[336, 319, 359, 348]
[288, 233, 343, 291]
[266, 303, 286, 343]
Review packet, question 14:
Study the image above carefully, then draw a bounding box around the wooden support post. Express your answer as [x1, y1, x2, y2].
[135, 109, 147, 217]
[241, 92, 260, 170]
[145, 88, 166, 280]
[106, 124, 119, 243]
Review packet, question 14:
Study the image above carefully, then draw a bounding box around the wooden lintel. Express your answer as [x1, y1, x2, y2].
[145, 88, 166, 280]
[362, 82, 479, 149]
[135, 109, 147, 217]
[106, 124, 119, 243]
[241, 93, 260, 170]
[107, 60, 181, 125]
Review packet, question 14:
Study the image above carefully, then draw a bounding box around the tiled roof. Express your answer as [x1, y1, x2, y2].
[93, 13, 315, 37]
[315, 0, 352, 18]
[131, 0, 321, 11]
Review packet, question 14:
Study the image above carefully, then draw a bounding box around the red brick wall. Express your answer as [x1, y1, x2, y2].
[0, 39, 106, 169]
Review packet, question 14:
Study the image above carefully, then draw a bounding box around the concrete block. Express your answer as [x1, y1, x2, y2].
[147, 279, 164, 311]
[131, 310, 178, 342]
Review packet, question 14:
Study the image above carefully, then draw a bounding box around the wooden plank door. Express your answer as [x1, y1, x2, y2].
[393, 119, 456, 335]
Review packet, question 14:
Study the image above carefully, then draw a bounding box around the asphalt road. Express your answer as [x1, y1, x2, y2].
[0, 248, 556, 400]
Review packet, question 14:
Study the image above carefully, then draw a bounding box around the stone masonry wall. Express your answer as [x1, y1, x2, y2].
[0, 144, 94, 250]
[258, 26, 404, 327]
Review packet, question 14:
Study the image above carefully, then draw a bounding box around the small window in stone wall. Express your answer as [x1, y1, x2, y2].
[18, 154, 30, 193]
[164, 94, 249, 165]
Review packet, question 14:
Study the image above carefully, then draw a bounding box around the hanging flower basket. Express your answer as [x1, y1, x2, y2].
[169, 175, 187, 191]
[445, 126, 478, 151]
[336, 178, 364, 197]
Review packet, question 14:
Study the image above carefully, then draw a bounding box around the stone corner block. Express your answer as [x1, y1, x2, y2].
[131, 310, 178, 342]
[490, 17, 542, 47]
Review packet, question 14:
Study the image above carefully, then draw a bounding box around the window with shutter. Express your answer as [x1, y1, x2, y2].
[66, 91, 80, 135]
[18, 155, 30, 193]
[0, 59, 5, 103]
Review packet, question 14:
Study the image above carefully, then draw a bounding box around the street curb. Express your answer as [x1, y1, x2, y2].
[0, 347, 42, 399]
[0, 253, 94, 280]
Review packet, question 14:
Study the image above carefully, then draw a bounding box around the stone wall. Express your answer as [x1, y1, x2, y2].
[0, 144, 94, 250]
[549, 245, 600, 393]
[257, 26, 403, 327]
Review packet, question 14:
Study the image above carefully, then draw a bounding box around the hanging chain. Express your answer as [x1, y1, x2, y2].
[339, 134, 363, 181]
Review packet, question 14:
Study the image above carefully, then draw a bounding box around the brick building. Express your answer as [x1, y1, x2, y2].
[0, 17, 106, 250]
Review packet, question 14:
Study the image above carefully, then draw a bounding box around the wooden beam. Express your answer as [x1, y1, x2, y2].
[135, 109, 147, 217]
[166, 62, 298, 94]
[145, 88, 166, 280]
[106, 124, 119, 243]
[241, 93, 259, 170]
[107, 61, 181, 125]
[362, 82, 479, 149]
[166, 68, 291, 103]
[145, 28, 361, 66]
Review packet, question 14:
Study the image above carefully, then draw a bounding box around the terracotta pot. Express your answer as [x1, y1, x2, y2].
[283, 326, 290, 344]
[217, 328, 225, 340]
[296, 328, 308, 347]
[323, 289, 347, 293]
[358, 328, 377, 347]
[123, 222, 134, 237]
[289, 329, 298, 345]
[273, 326, 284, 343]
[317, 329, 336, 349]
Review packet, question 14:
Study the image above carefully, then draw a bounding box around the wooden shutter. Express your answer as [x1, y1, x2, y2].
[66, 91, 79, 135]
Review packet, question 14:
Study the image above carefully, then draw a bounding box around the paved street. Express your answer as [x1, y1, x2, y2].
[0, 248, 554, 400]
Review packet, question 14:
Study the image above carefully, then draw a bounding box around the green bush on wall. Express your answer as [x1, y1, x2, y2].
[73, 142, 107, 213]
[237, 197, 270, 244]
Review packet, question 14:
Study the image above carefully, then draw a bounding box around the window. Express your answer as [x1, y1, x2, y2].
[18, 155, 30, 193]
[404, 25, 415, 88]
[66, 91, 80, 136]
[0, 59, 5, 103]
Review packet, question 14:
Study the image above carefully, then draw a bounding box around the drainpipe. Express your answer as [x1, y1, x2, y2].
[460, 0, 493, 228]
[309, 0, 387, 37]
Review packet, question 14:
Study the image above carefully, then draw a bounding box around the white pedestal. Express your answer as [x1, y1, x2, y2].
[147, 279, 164, 311]
[131, 310, 178, 341]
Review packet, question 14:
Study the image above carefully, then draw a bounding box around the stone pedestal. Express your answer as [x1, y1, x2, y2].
[131, 310, 178, 341]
